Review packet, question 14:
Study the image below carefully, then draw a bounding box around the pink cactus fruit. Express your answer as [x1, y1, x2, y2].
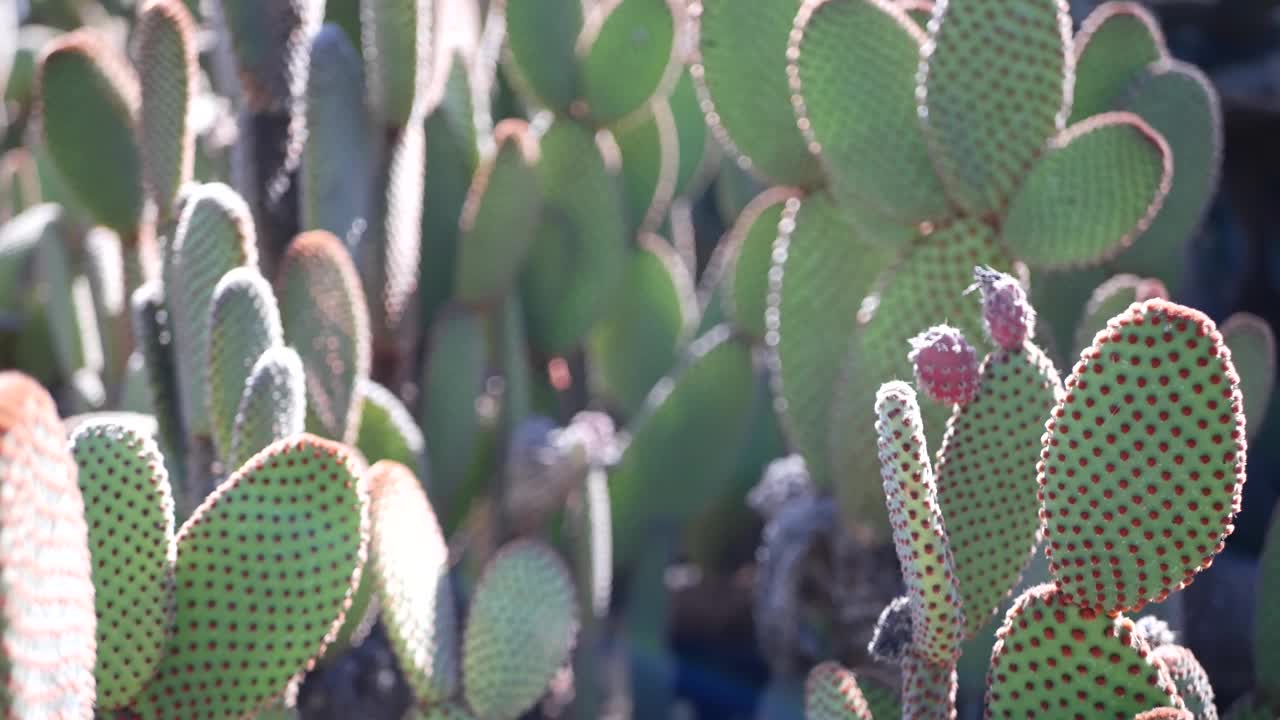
[908, 324, 980, 406]
[967, 266, 1036, 350]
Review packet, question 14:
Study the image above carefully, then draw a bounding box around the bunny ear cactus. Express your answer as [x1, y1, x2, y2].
[1251, 505, 1280, 714]
[1073, 274, 1170, 360]
[135, 0, 198, 221]
[130, 280, 187, 487]
[355, 378, 427, 476]
[1149, 644, 1217, 720]
[0, 372, 97, 718]
[1219, 314, 1275, 443]
[227, 345, 308, 485]
[361, 0, 434, 129]
[134, 433, 369, 719]
[276, 230, 371, 445]
[69, 420, 176, 710]
[804, 661, 873, 720]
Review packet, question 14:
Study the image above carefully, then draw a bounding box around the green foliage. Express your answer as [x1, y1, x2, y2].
[361, 0, 432, 128]
[804, 662, 872, 720]
[578, 0, 683, 126]
[135, 0, 197, 219]
[228, 345, 307, 471]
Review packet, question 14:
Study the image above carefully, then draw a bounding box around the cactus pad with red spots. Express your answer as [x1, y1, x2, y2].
[1038, 299, 1247, 615]
[1150, 644, 1217, 720]
[135, 434, 369, 719]
[70, 420, 176, 710]
[986, 584, 1181, 719]
[874, 381, 965, 665]
[936, 344, 1062, 637]
[804, 661, 872, 720]
[902, 655, 957, 720]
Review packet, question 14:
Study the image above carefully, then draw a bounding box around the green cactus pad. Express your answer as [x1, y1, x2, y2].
[668, 69, 713, 196]
[1039, 299, 1247, 615]
[693, 0, 825, 187]
[587, 235, 697, 418]
[771, 192, 896, 489]
[875, 381, 965, 665]
[935, 344, 1063, 638]
[1150, 645, 1217, 720]
[579, 0, 682, 126]
[302, 24, 373, 243]
[228, 345, 308, 470]
[219, 0, 320, 113]
[361, 0, 431, 127]
[83, 227, 126, 378]
[135, 434, 369, 719]
[208, 267, 284, 465]
[1258, 508, 1280, 702]
[609, 327, 757, 567]
[861, 218, 1011, 387]
[1001, 112, 1173, 270]
[902, 656, 957, 719]
[828, 334, 897, 536]
[1216, 314, 1273, 441]
[454, 119, 542, 305]
[32, 205, 89, 378]
[276, 230, 371, 445]
[131, 281, 186, 486]
[405, 704, 478, 720]
[170, 182, 259, 439]
[366, 461, 459, 705]
[36, 30, 143, 236]
[805, 662, 873, 720]
[0, 372, 97, 718]
[136, 0, 198, 219]
[614, 102, 679, 233]
[368, 123, 427, 350]
[723, 187, 799, 341]
[917, 0, 1070, 215]
[789, 0, 950, 224]
[420, 306, 487, 521]
[501, 0, 583, 113]
[520, 119, 627, 355]
[1069, 2, 1165, 124]
[355, 378, 427, 476]
[463, 539, 579, 720]
[1114, 61, 1222, 292]
[69, 420, 176, 710]
[1073, 275, 1169, 362]
[986, 583, 1180, 718]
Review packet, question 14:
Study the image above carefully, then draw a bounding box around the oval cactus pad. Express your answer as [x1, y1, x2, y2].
[986, 584, 1180, 719]
[804, 661, 872, 720]
[70, 420, 176, 710]
[135, 434, 369, 719]
[1039, 299, 1247, 615]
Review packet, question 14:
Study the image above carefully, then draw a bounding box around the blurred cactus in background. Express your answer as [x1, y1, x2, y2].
[0, 0, 1277, 718]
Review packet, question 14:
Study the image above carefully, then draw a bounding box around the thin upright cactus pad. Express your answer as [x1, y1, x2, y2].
[0, 372, 97, 718]
[135, 0, 198, 219]
[228, 345, 308, 471]
[804, 662, 872, 720]
[70, 420, 176, 710]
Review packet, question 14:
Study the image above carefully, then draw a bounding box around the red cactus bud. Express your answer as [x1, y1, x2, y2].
[908, 324, 980, 406]
[968, 266, 1036, 350]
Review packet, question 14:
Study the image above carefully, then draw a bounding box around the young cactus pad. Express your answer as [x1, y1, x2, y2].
[367, 460, 459, 705]
[70, 420, 176, 710]
[1038, 299, 1247, 614]
[804, 661, 872, 720]
[135, 434, 369, 719]
[135, 0, 198, 219]
[0, 372, 97, 718]
[228, 345, 308, 472]
[462, 540, 580, 720]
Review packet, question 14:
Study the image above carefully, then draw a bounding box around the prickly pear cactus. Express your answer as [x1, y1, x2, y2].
[228, 345, 308, 471]
[804, 662, 872, 720]
[70, 420, 176, 710]
[134, 434, 369, 719]
[135, 0, 198, 219]
[0, 372, 97, 718]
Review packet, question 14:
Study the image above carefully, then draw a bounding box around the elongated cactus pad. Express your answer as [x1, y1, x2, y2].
[1150, 644, 1217, 720]
[587, 235, 696, 418]
[1069, 2, 1165, 123]
[986, 584, 1180, 718]
[520, 119, 627, 354]
[614, 101, 679, 233]
[136, 434, 369, 719]
[608, 327, 757, 567]
[136, 0, 198, 219]
[463, 540, 579, 720]
[805, 662, 872, 720]
[366, 122, 426, 351]
[70, 420, 176, 710]
[454, 119, 542, 305]
[902, 655, 957, 720]
[0, 372, 97, 718]
[367, 461, 458, 705]
[355, 378, 427, 476]
[1219, 314, 1274, 441]
[723, 187, 799, 341]
[131, 281, 186, 481]
[302, 24, 373, 243]
[1001, 112, 1173, 270]
[693, 0, 825, 187]
[771, 192, 895, 489]
[170, 182, 259, 439]
[936, 344, 1062, 637]
[420, 306, 487, 519]
[875, 381, 965, 664]
[788, 0, 950, 223]
[501, 0, 583, 114]
[228, 345, 307, 470]
[1256, 504, 1280, 704]
[361, 0, 432, 127]
[208, 267, 284, 465]
[917, 0, 1070, 215]
[276, 230, 371, 445]
[1039, 299, 1247, 614]
[218, 0, 321, 113]
[578, 0, 682, 126]
[36, 30, 143, 236]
